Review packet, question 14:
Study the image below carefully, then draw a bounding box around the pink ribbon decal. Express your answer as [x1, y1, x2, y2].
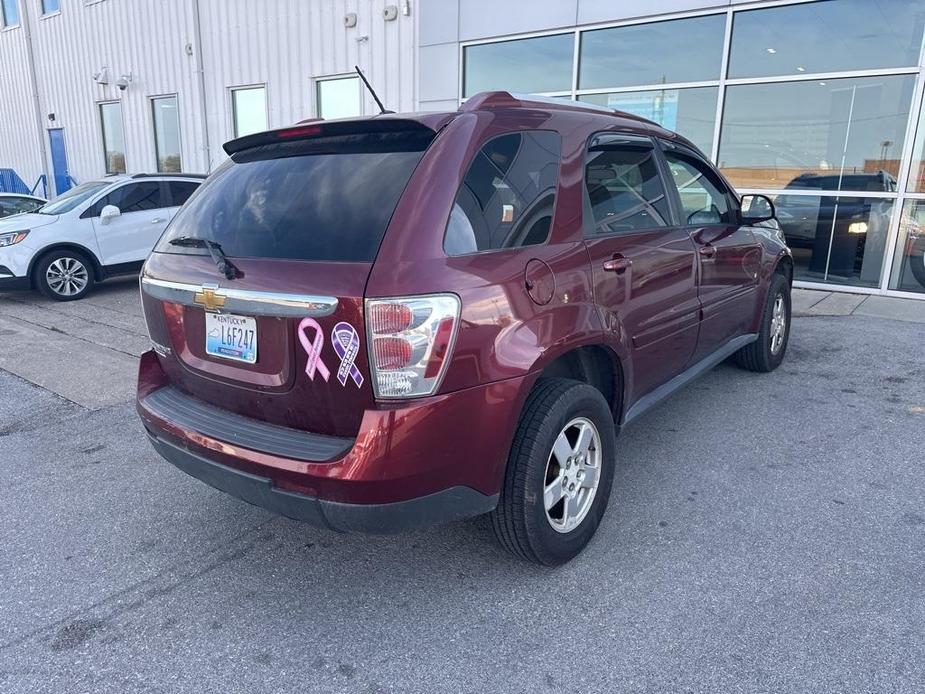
[298, 318, 330, 382]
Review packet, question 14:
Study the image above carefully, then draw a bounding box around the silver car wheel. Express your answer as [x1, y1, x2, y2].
[543, 417, 602, 534]
[769, 292, 787, 355]
[46, 257, 89, 297]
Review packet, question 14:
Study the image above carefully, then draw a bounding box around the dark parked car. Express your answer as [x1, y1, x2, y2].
[0, 193, 45, 218]
[136, 93, 792, 565]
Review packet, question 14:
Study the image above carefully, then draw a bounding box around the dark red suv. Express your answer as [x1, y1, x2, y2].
[137, 92, 791, 565]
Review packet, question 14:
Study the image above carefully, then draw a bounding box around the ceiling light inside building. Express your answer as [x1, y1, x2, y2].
[766, 47, 777, 54]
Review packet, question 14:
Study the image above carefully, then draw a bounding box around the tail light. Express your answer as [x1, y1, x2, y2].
[365, 294, 460, 398]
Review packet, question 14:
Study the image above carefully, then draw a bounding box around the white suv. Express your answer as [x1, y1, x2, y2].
[0, 173, 204, 301]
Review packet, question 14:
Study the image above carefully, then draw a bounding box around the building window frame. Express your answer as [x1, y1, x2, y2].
[150, 93, 183, 174]
[1, 0, 20, 28]
[313, 73, 363, 120]
[98, 99, 126, 174]
[457, 0, 925, 298]
[38, 0, 60, 17]
[229, 83, 268, 138]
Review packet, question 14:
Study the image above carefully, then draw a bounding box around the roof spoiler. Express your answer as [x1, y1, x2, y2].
[223, 118, 436, 156]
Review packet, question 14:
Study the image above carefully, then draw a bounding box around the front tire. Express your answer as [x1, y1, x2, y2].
[33, 249, 95, 301]
[735, 273, 791, 373]
[490, 378, 616, 566]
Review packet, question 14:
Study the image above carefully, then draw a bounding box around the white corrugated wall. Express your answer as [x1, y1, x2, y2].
[0, 0, 416, 193]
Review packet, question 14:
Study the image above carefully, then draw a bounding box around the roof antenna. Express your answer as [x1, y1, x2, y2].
[354, 65, 393, 114]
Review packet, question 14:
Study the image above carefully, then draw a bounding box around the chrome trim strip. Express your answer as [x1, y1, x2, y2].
[141, 277, 339, 318]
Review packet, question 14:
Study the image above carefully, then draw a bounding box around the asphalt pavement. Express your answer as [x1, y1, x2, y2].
[0, 282, 923, 693]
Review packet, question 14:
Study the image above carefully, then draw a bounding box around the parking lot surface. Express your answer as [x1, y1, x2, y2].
[1, 282, 923, 693]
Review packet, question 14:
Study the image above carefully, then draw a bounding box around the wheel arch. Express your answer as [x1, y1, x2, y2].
[27, 243, 104, 285]
[533, 343, 626, 426]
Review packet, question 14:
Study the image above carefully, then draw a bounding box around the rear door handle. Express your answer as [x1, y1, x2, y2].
[603, 256, 632, 274]
[698, 244, 717, 259]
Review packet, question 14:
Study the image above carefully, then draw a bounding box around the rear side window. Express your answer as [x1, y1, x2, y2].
[167, 181, 200, 207]
[444, 131, 561, 256]
[157, 130, 432, 262]
[584, 138, 671, 236]
[85, 182, 167, 217]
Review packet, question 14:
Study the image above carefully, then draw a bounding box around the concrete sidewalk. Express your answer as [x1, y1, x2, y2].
[793, 288, 925, 323]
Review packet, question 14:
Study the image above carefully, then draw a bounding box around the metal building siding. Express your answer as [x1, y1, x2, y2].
[0, 25, 43, 188]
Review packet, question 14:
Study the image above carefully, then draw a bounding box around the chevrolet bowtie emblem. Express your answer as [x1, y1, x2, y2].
[193, 286, 226, 311]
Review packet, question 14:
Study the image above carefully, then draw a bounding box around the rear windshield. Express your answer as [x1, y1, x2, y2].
[155, 130, 432, 262]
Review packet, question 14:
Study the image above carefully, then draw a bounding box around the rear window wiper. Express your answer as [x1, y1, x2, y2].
[168, 236, 239, 280]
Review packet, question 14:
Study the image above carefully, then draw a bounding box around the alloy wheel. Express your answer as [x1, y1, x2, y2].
[769, 292, 787, 355]
[46, 257, 89, 297]
[543, 417, 602, 533]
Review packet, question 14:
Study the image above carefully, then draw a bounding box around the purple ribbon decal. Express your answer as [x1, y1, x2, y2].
[298, 318, 330, 382]
[331, 321, 364, 388]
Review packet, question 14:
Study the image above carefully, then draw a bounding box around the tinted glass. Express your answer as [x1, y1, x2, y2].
[37, 181, 110, 215]
[90, 182, 165, 216]
[665, 151, 731, 225]
[99, 102, 126, 174]
[0, 198, 39, 216]
[2, 0, 20, 26]
[232, 86, 267, 137]
[583, 142, 670, 236]
[772, 193, 892, 288]
[579, 15, 725, 89]
[580, 87, 718, 155]
[317, 77, 361, 119]
[718, 75, 915, 191]
[158, 132, 431, 262]
[729, 0, 925, 79]
[464, 34, 574, 96]
[152, 96, 182, 172]
[444, 131, 561, 255]
[167, 181, 199, 207]
[890, 200, 925, 293]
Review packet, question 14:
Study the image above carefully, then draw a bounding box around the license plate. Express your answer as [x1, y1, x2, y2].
[205, 312, 257, 364]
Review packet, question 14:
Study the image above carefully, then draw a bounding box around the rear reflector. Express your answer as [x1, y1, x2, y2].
[365, 295, 460, 398]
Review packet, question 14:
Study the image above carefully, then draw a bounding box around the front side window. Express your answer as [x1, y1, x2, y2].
[232, 86, 267, 137]
[152, 96, 182, 172]
[40, 0, 58, 14]
[583, 138, 671, 236]
[99, 102, 126, 174]
[86, 182, 166, 217]
[664, 151, 731, 225]
[2, 0, 20, 27]
[316, 77, 361, 120]
[444, 131, 561, 256]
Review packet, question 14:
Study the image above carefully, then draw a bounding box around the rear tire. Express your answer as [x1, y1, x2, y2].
[735, 273, 790, 373]
[490, 378, 616, 566]
[33, 249, 96, 301]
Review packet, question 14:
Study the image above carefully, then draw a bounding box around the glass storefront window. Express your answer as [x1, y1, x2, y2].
[906, 105, 925, 192]
[718, 75, 915, 191]
[99, 102, 125, 174]
[890, 200, 925, 293]
[729, 0, 925, 79]
[464, 34, 574, 96]
[232, 86, 267, 137]
[772, 193, 892, 287]
[579, 14, 725, 89]
[151, 95, 182, 173]
[580, 87, 718, 155]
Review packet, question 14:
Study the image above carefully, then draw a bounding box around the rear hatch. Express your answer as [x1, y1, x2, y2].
[140, 121, 436, 438]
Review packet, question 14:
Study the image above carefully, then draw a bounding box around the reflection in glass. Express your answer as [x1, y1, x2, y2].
[729, 0, 925, 79]
[772, 194, 892, 287]
[317, 77, 361, 119]
[906, 104, 925, 191]
[99, 102, 125, 174]
[464, 34, 574, 96]
[232, 86, 268, 137]
[890, 200, 925, 293]
[579, 14, 725, 89]
[718, 75, 915, 191]
[581, 87, 718, 155]
[152, 96, 182, 173]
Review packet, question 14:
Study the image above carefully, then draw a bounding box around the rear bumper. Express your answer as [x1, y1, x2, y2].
[137, 351, 529, 531]
[146, 432, 497, 533]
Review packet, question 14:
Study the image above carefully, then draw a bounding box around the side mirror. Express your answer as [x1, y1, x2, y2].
[99, 204, 121, 224]
[740, 194, 775, 225]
